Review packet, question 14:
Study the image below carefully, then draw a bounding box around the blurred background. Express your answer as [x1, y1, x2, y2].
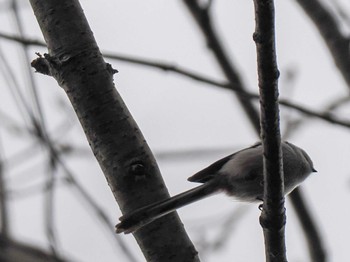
[0, 0, 350, 261]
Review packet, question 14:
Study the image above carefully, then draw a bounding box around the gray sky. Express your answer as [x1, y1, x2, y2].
[1, 0, 350, 261]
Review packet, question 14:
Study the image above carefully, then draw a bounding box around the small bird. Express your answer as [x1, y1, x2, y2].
[116, 141, 316, 234]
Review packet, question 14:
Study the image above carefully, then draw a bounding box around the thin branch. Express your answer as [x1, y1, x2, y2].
[4, 120, 74, 169]
[278, 98, 350, 128]
[6, 178, 67, 199]
[0, 32, 46, 47]
[324, 94, 350, 112]
[11, 0, 46, 129]
[0, 109, 29, 135]
[55, 156, 139, 262]
[9, 5, 61, 252]
[183, 0, 261, 132]
[331, 0, 350, 28]
[0, 89, 138, 262]
[194, 206, 248, 255]
[0, 46, 33, 129]
[0, 62, 138, 261]
[0, 138, 9, 237]
[44, 155, 59, 256]
[4, 143, 139, 261]
[41, 125, 139, 262]
[0, 233, 68, 262]
[253, 0, 287, 261]
[295, 0, 350, 88]
[1, 32, 350, 128]
[289, 188, 327, 262]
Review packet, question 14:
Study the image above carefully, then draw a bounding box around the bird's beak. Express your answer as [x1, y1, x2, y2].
[312, 168, 317, 172]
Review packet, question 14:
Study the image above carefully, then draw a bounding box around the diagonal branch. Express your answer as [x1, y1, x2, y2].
[289, 188, 327, 262]
[253, 0, 287, 261]
[28, 0, 199, 261]
[0, 233, 68, 262]
[295, 0, 350, 88]
[183, 0, 261, 132]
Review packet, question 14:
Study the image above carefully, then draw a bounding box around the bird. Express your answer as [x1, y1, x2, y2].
[116, 141, 316, 234]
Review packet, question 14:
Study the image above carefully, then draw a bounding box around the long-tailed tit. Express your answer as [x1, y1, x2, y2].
[116, 141, 316, 234]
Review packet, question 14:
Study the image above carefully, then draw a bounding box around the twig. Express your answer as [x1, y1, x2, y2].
[0, 233, 68, 262]
[0, 139, 8, 237]
[0, 46, 33, 129]
[39, 125, 139, 262]
[330, 0, 350, 29]
[0, 32, 46, 47]
[0, 37, 138, 261]
[253, 0, 287, 261]
[0, 108, 28, 133]
[279, 98, 350, 128]
[324, 95, 350, 112]
[54, 153, 139, 262]
[183, 0, 261, 131]
[1, 32, 350, 128]
[44, 156, 59, 256]
[295, 0, 350, 88]
[11, 2, 60, 253]
[197, 207, 248, 254]
[289, 188, 327, 262]
[11, 0, 46, 129]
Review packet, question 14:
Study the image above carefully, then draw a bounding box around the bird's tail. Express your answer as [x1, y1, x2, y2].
[116, 182, 218, 234]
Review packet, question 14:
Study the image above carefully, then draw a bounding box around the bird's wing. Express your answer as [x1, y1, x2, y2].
[188, 154, 235, 183]
[188, 142, 262, 183]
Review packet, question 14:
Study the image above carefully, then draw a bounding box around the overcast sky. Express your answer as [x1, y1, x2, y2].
[1, 1, 350, 261]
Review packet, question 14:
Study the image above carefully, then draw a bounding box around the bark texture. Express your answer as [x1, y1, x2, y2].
[29, 1, 199, 261]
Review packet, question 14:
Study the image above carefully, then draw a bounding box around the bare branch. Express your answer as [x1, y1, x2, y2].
[0, 234, 68, 262]
[0, 31, 46, 47]
[1, 32, 349, 129]
[44, 158, 59, 256]
[295, 0, 350, 88]
[10, 0, 46, 128]
[324, 95, 350, 112]
[253, 0, 287, 261]
[0, 143, 8, 237]
[28, 0, 199, 261]
[183, 0, 261, 132]
[331, 0, 350, 28]
[289, 188, 327, 262]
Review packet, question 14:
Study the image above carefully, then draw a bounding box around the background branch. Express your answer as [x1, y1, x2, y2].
[290, 188, 327, 262]
[183, 0, 261, 132]
[0, 144, 8, 237]
[295, 0, 350, 88]
[0, 233, 68, 262]
[1, 32, 349, 129]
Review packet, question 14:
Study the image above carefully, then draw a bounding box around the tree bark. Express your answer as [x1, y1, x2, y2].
[253, 0, 287, 261]
[29, 0, 199, 261]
